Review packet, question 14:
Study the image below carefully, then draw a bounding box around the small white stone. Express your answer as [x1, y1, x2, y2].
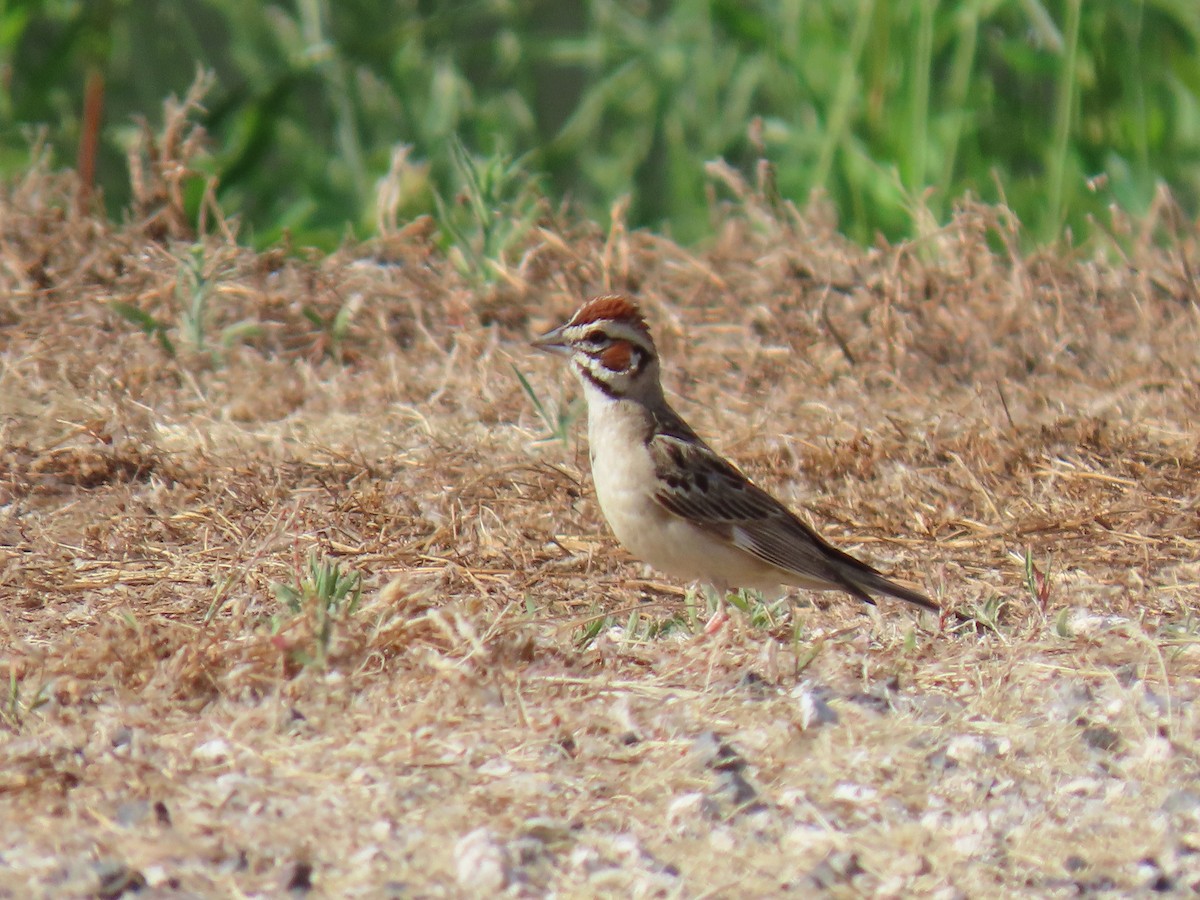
[193, 738, 231, 763]
[709, 827, 736, 854]
[477, 757, 513, 778]
[454, 828, 510, 893]
[789, 681, 838, 729]
[1065, 608, 1129, 635]
[831, 782, 877, 804]
[944, 734, 1010, 762]
[370, 820, 393, 841]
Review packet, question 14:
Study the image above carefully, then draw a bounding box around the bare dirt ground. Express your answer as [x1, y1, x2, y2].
[2, 153, 1199, 898]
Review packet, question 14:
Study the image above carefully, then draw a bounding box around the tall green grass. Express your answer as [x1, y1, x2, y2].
[1, 1, 1197, 248]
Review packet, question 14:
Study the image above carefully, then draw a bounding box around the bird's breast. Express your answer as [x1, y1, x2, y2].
[584, 398, 785, 589]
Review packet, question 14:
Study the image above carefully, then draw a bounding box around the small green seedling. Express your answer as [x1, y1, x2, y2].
[271, 553, 363, 670]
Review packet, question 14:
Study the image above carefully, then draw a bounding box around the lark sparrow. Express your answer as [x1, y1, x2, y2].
[532, 295, 938, 621]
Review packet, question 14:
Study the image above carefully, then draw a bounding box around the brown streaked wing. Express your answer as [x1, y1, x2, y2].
[648, 432, 885, 588]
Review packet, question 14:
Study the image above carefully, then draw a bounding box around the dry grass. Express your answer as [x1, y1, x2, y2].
[2, 147, 1200, 898]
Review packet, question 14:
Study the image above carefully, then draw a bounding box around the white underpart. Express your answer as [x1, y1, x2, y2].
[582, 378, 804, 594]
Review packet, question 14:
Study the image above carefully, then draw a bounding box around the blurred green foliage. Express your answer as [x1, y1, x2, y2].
[1, 0, 1198, 248]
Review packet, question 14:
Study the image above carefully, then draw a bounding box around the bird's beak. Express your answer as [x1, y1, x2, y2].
[531, 323, 571, 356]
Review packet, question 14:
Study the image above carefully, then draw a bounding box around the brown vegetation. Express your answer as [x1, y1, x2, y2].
[1, 151, 1199, 896]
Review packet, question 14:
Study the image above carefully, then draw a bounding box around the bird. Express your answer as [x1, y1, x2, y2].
[532, 294, 938, 627]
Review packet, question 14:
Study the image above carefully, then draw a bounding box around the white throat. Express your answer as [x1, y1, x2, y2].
[580, 377, 648, 455]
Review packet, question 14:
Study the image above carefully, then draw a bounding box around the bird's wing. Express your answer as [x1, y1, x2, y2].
[647, 432, 862, 581]
[647, 429, 937, 612]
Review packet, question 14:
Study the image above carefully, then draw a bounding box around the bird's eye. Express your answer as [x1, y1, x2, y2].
[583, 330, 607, 347]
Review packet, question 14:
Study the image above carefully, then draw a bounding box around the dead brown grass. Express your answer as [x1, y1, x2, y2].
[1, 143, 1199, 898]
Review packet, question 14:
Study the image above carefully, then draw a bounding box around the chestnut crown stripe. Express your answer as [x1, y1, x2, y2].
[570, 295, 648, 331]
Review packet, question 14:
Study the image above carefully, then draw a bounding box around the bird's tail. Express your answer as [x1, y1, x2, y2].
[840, 568, 940, 614]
